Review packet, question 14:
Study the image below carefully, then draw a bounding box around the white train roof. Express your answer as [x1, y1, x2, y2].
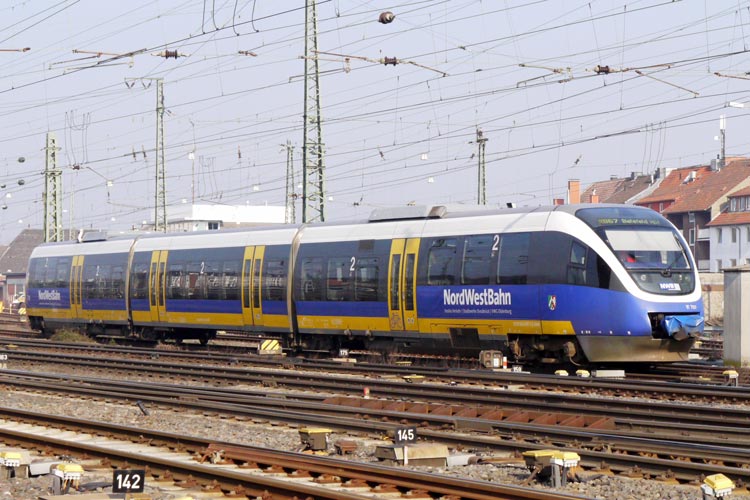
[133, 226, 299, 251]
[30, 237, 137, 258]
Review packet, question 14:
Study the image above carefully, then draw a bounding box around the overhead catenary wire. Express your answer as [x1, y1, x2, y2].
[1, 1, 750, 234]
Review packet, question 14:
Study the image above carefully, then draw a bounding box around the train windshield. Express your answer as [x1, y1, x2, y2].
[576, 207, 695, 295]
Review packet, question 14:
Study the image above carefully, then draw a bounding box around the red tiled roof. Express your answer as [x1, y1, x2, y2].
[581, 175, 654, 204]
[581, 179, 621, 203]
[607, 175, 655, 203]
[636, 159, 750, 213]
[728, 186, 750, 198]
[707, 211, 750, 226]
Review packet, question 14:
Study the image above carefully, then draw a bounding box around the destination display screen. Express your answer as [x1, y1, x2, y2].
[575, 207, 670, 229]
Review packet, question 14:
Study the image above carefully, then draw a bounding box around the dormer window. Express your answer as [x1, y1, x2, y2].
[729, 195, 750, 212]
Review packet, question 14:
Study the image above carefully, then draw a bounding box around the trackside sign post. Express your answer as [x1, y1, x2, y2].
[394, 426, 417, 465]
[113, 469, 145, 497]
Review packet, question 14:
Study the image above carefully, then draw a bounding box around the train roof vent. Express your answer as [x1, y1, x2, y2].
[369, 205, 447, 222]
[77, 230, 107, 243]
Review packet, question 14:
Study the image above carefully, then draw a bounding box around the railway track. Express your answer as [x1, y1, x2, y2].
[2, 367, 750, 485]
[0, 406, 585, 500]
[3, 336, 750, 401]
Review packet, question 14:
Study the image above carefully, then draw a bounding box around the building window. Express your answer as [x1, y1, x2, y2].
[688, 228, 695, 245]
[731, 198, 737, 211]
[733, 227, 738, 243]
[717, 228, 723, 243]
[658, 202, 664, 212]
[208, 222, 220, 230]
[731, 259, 737, 268]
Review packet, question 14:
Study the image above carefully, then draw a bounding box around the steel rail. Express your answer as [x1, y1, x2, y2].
[1, 371, 750, 483]
[3, 336, 749, 400]
[0, 411, 589, 500]
[4, 350, 750, 431]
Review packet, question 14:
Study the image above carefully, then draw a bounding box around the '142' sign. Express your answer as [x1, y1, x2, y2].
[112, 469, 145, 493]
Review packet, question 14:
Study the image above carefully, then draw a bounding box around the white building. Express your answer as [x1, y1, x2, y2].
[146, 204, 286, 233]
[706, 187, 750, 271]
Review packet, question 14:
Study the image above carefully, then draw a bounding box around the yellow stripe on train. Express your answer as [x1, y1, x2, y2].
[296, 315, 575, 336]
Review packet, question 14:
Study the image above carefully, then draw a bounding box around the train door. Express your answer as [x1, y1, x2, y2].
[387, 238, 420, 332]
[148, 250, 168, 323]
[251, 246, 265, 328]
[70, 255, 84, 318]
[247, 247, 262, 326]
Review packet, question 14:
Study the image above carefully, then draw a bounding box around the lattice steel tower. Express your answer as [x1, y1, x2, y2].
[155, 78, 167, 232]
[476, 128, 488, 205]
[301, 0, 326, 223]
[284, 140, 296, 223]
[43, 132, 63, 242]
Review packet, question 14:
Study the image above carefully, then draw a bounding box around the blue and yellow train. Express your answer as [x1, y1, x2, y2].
[25, 204, 704, 364]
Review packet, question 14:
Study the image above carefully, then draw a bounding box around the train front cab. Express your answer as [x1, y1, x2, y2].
[27, 240, 132, 337]
[26, 249, 76, 333]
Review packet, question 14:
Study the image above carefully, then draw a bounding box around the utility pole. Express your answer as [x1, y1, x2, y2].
[476, 128, 488, 205]
[43, 132, 63, 242]
[125, 77, 166, 231]
[284, 140, 296, 224]
[719, 114, 726, 169]
[302, 0, 326, 223]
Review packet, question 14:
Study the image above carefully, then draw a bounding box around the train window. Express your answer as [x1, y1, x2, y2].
[427, 238, 457, 285]
[497, 233, 529, 284]
[461, 235, 494, 285]
[567, 241, 587, 285]
[82, 264, 96, 299]
[205, 261, 223, 300]
[130, 262, 150, 299]
[111, 265, 125, 299]
[252, 259, 261, 306]
[355, 257, 380, 301]
[167, 262, 186, 299]
[223, 261, 240, 301]
[262, 259, 286, 301]
[242, 259, 251, 307]
[186, 261, 206, 300]
[83, 263, 112, 299]
[405, 253, 416, 311]
[390, 254, 401, 310]
[43, 258, 58, 287]
[327, 257, 353, 301]
[299, 257, 323, 301]
[150, 263, 158, 306]
[27, 259, 42, 289]
[55, 258, 72, 287]
[158, 263, 166, 306]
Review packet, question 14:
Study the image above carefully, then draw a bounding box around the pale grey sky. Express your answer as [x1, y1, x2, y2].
[0, 0, 749, 243]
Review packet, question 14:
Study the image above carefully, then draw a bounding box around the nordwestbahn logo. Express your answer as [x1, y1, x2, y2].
[442, 288, 512, 306]
[38, 290, 61, 301]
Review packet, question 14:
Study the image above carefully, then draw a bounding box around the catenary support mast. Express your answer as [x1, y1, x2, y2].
[302, 0, 325, 223]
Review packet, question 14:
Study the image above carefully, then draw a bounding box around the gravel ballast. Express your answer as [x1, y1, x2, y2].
[1, 389, 749, 500]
